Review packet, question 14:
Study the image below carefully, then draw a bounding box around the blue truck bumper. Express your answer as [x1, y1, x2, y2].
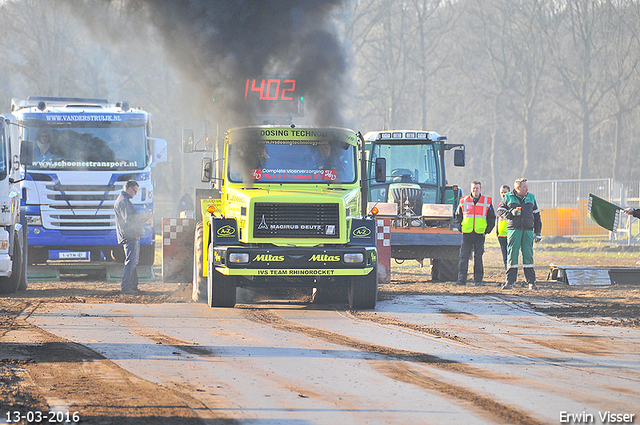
[28, 227, 154, 247]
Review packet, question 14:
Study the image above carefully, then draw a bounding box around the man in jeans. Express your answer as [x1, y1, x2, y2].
[454, 181, 496, 286]
[114, 180, 151, 293]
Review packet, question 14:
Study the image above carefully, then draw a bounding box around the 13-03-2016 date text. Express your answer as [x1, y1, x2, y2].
[4, 410, 80, 423]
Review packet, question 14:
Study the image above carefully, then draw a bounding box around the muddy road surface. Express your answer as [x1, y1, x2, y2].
[1, 245, 640, 424]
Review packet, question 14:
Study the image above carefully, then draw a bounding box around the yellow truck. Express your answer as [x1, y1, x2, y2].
[185, 125, 384, 309]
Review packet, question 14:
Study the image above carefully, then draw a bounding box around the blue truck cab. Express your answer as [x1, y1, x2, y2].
[11, 96, 167, 266]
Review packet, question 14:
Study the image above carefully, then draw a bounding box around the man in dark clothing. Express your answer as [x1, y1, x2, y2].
[177, 187, 195, 216]
[454, 181, 496, 286]
[497, 178, 542, 290]
[312, 143, 347, 173]
[114, 180, 151, 293]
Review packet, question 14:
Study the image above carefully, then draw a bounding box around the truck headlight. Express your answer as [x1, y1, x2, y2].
[26, 215, 42, 226]
[0, 230, 8, 253]
[343, 253, 364, 264]
[229, 253, 250, 264]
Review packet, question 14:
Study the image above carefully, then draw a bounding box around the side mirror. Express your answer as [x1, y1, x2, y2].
[454, 149, 465, 167]
[182, 129, 194, 153]
[201, 157, 212, 182]
[375, 157, 386, 183]
[9, 140, 33, 184]
[149, 137, 167, 165]
[20, 141, 34, 165]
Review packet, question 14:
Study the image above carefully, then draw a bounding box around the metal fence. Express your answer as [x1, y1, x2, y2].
[528, 179, 640, 243]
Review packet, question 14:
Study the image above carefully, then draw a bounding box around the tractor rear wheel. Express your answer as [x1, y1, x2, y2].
[431, 258, 458, 282]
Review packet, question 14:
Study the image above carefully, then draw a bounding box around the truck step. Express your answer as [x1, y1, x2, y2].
[27, 263, 155, 282]
[106, 264, 155, 282]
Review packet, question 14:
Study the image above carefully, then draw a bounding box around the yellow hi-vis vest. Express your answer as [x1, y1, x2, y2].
[460, 194, 492, 234]
[497, 216, 508, 237]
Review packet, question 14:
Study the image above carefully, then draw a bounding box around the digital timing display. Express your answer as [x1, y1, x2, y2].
[245, 79, 297, 100]
[244, 78, 303, 116]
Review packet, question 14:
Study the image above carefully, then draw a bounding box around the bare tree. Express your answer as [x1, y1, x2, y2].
[1, 0, 87, 96]
[473, 0, 552, 180]
[602, 1, 640, 181]
[0, 0, 187, 201]
[2, 0, 640, 195]
[407, 0, 458, 130]
[549, 0, 619, 179]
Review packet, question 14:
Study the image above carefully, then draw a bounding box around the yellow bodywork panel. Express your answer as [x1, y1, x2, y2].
[200, 197, 222, 277]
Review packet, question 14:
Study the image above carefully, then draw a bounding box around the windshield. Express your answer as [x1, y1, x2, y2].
[229, 140, 357, 184]
[370, 143, 438, 185]
[369, 143, 439, 204]
[24, 123, 147, 170]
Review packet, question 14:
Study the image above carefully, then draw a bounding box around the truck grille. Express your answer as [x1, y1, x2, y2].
[40, 184, 121, 230]
[254, 203, 340, 238]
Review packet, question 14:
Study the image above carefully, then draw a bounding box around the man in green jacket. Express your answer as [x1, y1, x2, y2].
[497, 178, 542, 290]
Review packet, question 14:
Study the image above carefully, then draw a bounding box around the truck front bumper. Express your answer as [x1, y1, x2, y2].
[212, 246, 377, 277]
[27, 227, 154, 247]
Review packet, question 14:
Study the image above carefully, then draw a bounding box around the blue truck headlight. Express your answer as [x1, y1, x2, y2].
[343, 253, 364, 264]
[229, 253, 250, 264]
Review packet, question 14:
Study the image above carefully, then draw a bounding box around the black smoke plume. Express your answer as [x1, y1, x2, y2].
[67, 0, 350, 129]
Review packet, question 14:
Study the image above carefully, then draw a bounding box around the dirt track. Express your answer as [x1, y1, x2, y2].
[1, 243, 639, 424]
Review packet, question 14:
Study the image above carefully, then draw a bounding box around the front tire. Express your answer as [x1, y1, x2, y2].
[0, 234, 24, 294]
[17, 250, 27, 291]
[17, 226, 27, 291]
[207, 244, 236, 307]
[348, 266, 378, 309]
[192, 221, 207, 303]
[312, 281, 348, 304]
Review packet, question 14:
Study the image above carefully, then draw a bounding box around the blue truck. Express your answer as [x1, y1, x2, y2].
[11, 96, 167, 273]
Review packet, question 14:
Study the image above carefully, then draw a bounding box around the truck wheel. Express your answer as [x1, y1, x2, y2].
[139, 243, 155, 265]
[430, 259, 440, 281]
[17, 251, 27, 291]
[89, 249, 103, 262]
[192, 221, 207, 303]
[348, 266, 378, 309]
[17, 264, 27, 291]
[207, 244, 236, 308]
[18, 230, 27, 291]
[312, 281, 348, 304]
[431, 258, 457, 282]
[111, 246, 125, 263]
[0, 235, 24, 294]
